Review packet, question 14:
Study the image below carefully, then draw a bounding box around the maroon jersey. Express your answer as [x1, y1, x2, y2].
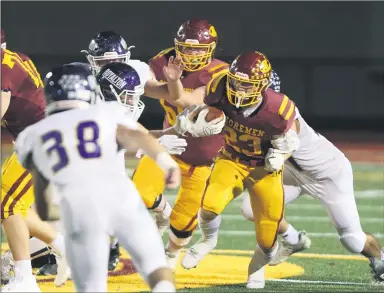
[205, 72, 296, 166]
[1, 49, 46, 139]
[150, 47, 228, 166]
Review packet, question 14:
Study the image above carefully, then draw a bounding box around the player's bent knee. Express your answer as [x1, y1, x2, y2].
[169, 227, 192, 247]
[240, 195, 254, 222]
[339, 232, 366, 253]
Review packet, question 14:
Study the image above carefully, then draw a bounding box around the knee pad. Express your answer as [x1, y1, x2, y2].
[240, 195, 254, 222]
[169, 226, 193, 247]
[339, 232, 366, 253]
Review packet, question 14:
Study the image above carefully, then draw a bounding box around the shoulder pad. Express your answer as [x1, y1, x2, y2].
[151, 47, 175, 61]
[205, 69, 228, 96]
[265, 89, 296, 121]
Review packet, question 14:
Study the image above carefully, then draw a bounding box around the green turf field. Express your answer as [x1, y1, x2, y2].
[127, 162, 384, 292]
[1, 146, 384, 292]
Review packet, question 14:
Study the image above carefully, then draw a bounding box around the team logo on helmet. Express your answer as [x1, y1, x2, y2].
[209, 26, 217, 38]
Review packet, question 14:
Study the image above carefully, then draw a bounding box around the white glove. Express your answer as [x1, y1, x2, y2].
[264, 148, 286, 172]
[158, 135, 187, 155]
[271, 129, 300, 154]
[173, 105, 206, 136]
[135, 135, 187, 158]
[188, 108, 226, 137]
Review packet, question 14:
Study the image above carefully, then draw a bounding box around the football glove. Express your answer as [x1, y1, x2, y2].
[135, 135, 187, 158]
[264, 148, 286, 172]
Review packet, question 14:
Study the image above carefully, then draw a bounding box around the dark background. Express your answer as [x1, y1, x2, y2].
[2, 1, 384, 132]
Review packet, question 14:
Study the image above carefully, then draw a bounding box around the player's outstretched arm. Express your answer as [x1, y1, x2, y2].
[144, 56, 205, 108]
[1, 90, 11, 118]
[116, 124, 181, 189]
[164, 56, 206, 108]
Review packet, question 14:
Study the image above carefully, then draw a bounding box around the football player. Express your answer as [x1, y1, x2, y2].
[179, 51, 301, 289]
[1, 29, 69, 292]
[240, 99, 384, 283]
[133, 19, 228, 268]
[96, 61, 188, 146]
[14, 63, 178, 292]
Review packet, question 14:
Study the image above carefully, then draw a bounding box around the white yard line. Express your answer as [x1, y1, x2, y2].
[221, 214, 384, 223]
[266, 278, 375, 286]
[188, 230, 384, 239]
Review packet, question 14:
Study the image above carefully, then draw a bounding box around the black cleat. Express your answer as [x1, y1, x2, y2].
[108, 243, 121, 271]
[37, 263, 58, 276]
[37, 254, 58, 276]
[370, 257, 384, 284]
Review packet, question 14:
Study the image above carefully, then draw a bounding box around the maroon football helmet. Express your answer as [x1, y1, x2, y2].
[174, 19, 218, 72]
[226, 51, 272, 108]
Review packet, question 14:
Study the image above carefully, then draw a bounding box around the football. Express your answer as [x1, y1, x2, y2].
[192, 106, 225, 123]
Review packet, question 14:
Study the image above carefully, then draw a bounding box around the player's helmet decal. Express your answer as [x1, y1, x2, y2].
[44, 63, 99, 115]
[174, 19, 217, 72]
[81, 31, 135, 75]
[96, 62, 145, 122]
[226, 51, 272, 108]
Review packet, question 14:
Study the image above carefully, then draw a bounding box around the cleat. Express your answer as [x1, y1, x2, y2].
[53, 253, 71, 287]
[37, 263, 58, 276]
[246, 267, 265, 289]
[1, 276, 41, 292]
[370, 257, 384, 284]
[269, 231, 311, 266]
[165, 250, 180, 270]
[1, 251, 14, 285]
[181, 239, 216, 270]
[108, 243, 120, 271]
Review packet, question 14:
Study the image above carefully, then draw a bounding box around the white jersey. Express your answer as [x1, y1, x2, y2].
[127, 59, 150, 85]
[15, 102, 138, 186]
[290, 108, 347, 180]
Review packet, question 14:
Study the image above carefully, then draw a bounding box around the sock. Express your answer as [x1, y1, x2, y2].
[281, 224, 299, 245]
[198, 212, 221, 245]
[154, 200, 172, 220]
[248, 244, 279, 277]
[152, 280, 176, 292]
[14, 260, 33, 280]
[49, 233, 65, 257]
[153, 196, 167, 213]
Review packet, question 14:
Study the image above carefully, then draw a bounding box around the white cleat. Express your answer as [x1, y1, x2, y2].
[165, 250, 180, 270]
[269, 231, 311, 266]
[1, 250, 15, 284]
[1, 276, 41, 292]
[54, 254, 71, 287]
[181, 239, 216, 270]
[246, 267, 265, 289]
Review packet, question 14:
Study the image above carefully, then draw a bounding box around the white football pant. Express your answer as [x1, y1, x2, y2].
[58, 177, 167, 292]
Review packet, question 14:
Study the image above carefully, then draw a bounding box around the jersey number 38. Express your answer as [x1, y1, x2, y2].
[41, 120, 101, 173]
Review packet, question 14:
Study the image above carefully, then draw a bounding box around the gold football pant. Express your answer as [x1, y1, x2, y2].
[201, 157, 284, 249]
[132, 155, 211, 235]
[1, 152, 34, 220]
